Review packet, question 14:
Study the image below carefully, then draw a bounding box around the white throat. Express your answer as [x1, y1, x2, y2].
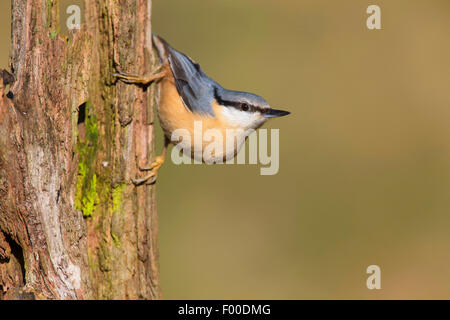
[220, 106, 267, 130]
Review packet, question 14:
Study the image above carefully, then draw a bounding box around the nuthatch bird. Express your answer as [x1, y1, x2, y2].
[112, 34, 290, 185]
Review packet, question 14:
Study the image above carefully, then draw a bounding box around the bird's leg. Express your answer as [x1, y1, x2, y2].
[133, 137, 170, 185]
[111, 64, 167, 85]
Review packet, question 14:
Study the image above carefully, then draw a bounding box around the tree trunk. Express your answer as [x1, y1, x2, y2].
[0, 0, 160, 299]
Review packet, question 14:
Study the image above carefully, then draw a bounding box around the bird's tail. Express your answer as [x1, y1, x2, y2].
[152, 33, 170, 64]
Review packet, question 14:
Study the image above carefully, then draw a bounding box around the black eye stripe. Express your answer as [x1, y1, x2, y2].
[214, 87, 240, 108]
[214, 87, 266, 113]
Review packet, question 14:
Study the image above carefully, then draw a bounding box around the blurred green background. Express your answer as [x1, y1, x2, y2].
[2, 0, 450, 299]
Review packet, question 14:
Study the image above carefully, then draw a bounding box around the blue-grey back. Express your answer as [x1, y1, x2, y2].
[153, 34, 271, 117]
[153, 35, 217, 116]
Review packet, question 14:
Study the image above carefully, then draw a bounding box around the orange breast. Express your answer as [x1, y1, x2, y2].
[158, 67, 242, 154]
[158, 70, 215, 137]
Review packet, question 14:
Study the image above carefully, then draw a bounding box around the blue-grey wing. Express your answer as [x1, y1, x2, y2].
[153, 35, 216, 116]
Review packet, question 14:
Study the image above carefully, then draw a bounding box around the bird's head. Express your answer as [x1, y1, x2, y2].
[213, 86, 290, 130]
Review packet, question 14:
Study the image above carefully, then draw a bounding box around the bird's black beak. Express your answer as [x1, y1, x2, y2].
[263, 108, 291, 118]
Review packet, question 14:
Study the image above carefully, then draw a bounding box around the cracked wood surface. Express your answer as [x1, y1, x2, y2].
[0, 0, 160, 299]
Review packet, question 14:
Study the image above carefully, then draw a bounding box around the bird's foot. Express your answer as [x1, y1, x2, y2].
[111, 64, 166, 86]
[132, 155, 165, 185]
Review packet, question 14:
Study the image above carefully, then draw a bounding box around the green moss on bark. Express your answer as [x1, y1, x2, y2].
[75, 102, 100, 217]
[111, 233, 121, 248]
[49, 30, 58, 40]
[112, 183, 126, 214]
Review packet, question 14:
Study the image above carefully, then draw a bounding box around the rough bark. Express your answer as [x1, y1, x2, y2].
[0, 0, 160, 299]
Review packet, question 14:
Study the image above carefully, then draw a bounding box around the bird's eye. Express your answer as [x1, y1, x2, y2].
[241, 103, 250, 111]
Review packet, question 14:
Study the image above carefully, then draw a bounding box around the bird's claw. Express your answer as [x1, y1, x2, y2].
[132, 174, 157, 186]
[111, 64, 166, 85]
[139, 156, 165, 171]
[132, 156, 165, 186]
